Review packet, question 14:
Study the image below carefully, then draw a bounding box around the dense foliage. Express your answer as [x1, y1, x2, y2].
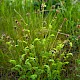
[0, 0, 80, 80]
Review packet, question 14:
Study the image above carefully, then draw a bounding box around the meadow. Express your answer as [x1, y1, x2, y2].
[0, 0, 80, 80]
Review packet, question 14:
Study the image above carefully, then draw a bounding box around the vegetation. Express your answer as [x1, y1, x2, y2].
[0, 0, 80, 80]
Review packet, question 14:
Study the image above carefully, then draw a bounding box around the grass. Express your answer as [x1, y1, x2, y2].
[0, 0, 80, 80]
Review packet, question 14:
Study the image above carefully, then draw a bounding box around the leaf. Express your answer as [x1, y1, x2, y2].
[44, 65, 51, 77]
[11, 65, 22, 73]
[60, 53, 65, 57]
[32, 67, 43, 75]
[34, 38, 40, 42]
[42, 39, 46, 45]
[15, 45, 19, 47]
[56, 43, 64, 50]
[30, 74, 37, 80]
[29, 44, 35, 49]
[63, 62, 69, 65]
[24, 46, 29, 52]
[29, 57, 36, 60]
[25, 60, 32, 70]
[70, 42, 72, 47]
[15, 65, 22, 69]
[76, 59, 80, 64]
[57, 62, 63, 70]
[21, 53, 26, 60]
[52, 70, 59, 75]
[9, 60, 16, 65]
[50, 34, 55, 37]
[48, 59, 54, 63]
[19, 75, 26, 80]
[33, 38, 41, 45]
[52, 70, 60, 79]
[22, 41, 28, 44]
[67, 53, 73, 56]
[76, 75, 80, 77]
[6, 41, 11, 45]
[49, 24, 52, 29]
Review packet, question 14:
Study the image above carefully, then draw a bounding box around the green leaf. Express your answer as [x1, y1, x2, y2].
[76, 59, 80, 64]
[42, 39, 46, 45]
[29, 44, 35, 49]
[63, 62, 69, 65]
[76, 75, 80, 77]
[6, 41, 11, 45]
[25, 60, 32, 70]
[24, 46, 29, 52]
[48, 59, 54, 63]
[70, 42, 72, 47]
[56, 43, 64, 50]
[60, 53, 65, 57]
[22, 41, 28, 44]
[21, 53, 26, 60]
[15, 65, 22, 69]
[44, 65, 51, 77]
[19, 75, 26, 80]
[34, 38, 40, 42]
[50, 34, 55, 37]
[49, 24, 52, 29]
[11, 65, 22, 73]
[67, 53, 73, 56]
[9, 60, 16, 65]
[30, 74, 37, 80]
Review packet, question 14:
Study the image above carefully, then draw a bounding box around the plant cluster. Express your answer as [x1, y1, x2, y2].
[0, 0, 80, 80]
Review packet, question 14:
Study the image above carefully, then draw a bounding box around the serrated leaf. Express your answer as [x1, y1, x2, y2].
[6, 41, 11, 45]
[49, 24, 52, 29]
[49, 59, 54, 63]
[30, 74, 37, 80]
[63, 62, 69, 65]
[70, 42, 72, 47]
[60, 53, 65, 57]
[56, 43, 64, 50]
[76, 59, 80, 64]
[34, 38, 40, 42]
[24, 46, 29, 52]
[50, 34, 55, 37]
[42, 39, 46, 45]
[29, 57, 35, 60]
[21, 54, 26, 60]
[11, 65, 22, 73]
[29, 44, 35, 49]
[22, 41, 27, 44]
[25, 60, 32, 70]
[19, 75, 26, 80]
[44, 65, 51, 77]
[67, 53, 73, 56]
[9, 60, 16, 65]
[15, 65, 22, 69]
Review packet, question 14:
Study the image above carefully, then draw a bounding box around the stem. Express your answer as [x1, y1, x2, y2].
[14, 9, 28, 26]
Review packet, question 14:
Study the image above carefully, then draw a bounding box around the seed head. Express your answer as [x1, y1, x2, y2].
[64, 18, 67, 21]
[26, 13, 30, 16]
[41, 3, 46, 10]
[13, 26, 17, 29]
[51, 5, 55, 9]
[76, 24, 80, 28]
[6, 36, 10, 40]
[78, 35, 80, 39]
[56, 9, 60, 14]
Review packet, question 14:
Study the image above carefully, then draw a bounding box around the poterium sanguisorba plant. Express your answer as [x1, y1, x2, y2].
[9, 36, 73, 80]
[0, 0, 80, 80]
[7, 18, 73, 80]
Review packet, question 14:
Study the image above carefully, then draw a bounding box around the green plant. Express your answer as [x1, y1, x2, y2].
[0, 0, 80, 80]
[9, 38, 73, 80]
[76, 59, 80, 79]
